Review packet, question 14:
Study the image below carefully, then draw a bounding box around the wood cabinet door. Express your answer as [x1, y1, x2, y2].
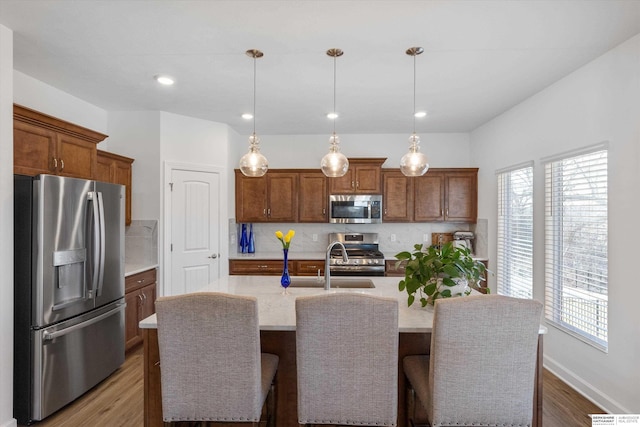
[445, 172, 477, 222]
[114, 159, 133, 225]
[299, 172, 328, 222]
[414, 172, 445, 221]
[267, 172, 298, 222]
[382, 171, 413, 222]
[140, 283, 157, 321]
[328, 168, 356, 194]
[235, 172, 268, 222]
[125, 290, 142, 350]
[354, 165, 382, 193]
[13, 120, 56, 176]
[95, 153, 113, 182]
[56, 134, 97, 179]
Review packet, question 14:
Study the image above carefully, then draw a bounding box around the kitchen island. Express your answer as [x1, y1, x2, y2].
[140, 276, 544, 427]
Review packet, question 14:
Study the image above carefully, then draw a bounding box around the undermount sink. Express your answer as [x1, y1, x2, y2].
[289, 278, 375, 289]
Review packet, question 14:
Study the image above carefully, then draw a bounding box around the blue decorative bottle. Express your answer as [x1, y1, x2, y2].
[248, 224, 255, 253]
[240, 224, 248, 253]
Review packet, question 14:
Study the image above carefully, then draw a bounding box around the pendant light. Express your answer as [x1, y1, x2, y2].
[400, 46, 429, 177]
[321, 48, 349, 178]
[239, 49, 268, 177]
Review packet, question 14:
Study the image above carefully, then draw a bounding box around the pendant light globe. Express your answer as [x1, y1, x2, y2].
[401, 46, 429, 177]
[240, 49, 268, 177]
[400, 133, 429, 176]
[321, 133, 349, 177]
[321, 48, 349, 178]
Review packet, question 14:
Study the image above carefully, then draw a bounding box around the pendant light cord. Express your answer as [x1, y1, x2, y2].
[412, 52, 416, 135]
[253, 55, 257, 136]
[333, 54, 337, 135]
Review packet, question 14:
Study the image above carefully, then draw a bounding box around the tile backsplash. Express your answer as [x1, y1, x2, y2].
[125, 220, 158, 265]
[229, 220, 488, 259]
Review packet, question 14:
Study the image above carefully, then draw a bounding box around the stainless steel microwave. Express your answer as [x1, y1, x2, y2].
[329, 194, 383, 224]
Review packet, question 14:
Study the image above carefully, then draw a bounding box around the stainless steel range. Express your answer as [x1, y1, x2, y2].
[328, 232, 385, 276]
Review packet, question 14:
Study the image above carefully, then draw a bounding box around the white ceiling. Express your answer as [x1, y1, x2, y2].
[1, 1, 640, 136]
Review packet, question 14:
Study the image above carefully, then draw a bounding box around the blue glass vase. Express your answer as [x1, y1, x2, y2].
[240, 224, 248, 253]
[281, 248, 291, 294]
[248, 224, 255, 253]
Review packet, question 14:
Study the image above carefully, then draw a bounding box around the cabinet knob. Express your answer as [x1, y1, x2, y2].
[136, 279, 146, 284]
[208, 254, 218, 259]
[53, 158, 58, 170]
[60, 159, 65, 171]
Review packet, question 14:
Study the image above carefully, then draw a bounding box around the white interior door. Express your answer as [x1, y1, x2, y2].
[169, 169, 220, 295]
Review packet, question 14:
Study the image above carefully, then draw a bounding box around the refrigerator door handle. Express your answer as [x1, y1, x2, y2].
[96, 192, 106, 297]
[88, 191, 100, 298]
[42, 303, 125, 341]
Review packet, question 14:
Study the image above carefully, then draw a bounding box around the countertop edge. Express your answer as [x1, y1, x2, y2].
[125, 263, 159, 277]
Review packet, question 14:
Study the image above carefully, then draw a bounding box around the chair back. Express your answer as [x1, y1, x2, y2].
[296, 293, 399, 426]
[156, 292, 263, 422]
[428, 295, 543, 427]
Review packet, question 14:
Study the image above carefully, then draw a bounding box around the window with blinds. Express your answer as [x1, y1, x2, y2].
[497, 164, 534, 299]
[544, 146, 608, 351]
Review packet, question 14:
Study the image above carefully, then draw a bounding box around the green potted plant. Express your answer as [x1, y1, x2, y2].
[396, 241, 487, 307]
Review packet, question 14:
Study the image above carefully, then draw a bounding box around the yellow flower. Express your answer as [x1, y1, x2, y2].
[275, 229, 295, 249]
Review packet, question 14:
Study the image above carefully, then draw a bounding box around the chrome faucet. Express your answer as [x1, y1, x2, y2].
[325, 241, 348, 290]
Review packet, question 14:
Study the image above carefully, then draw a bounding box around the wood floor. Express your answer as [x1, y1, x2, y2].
[22, 346, 604, 427]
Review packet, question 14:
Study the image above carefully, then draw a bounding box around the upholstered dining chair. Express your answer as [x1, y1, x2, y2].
[295, 292, 399, 426]
[403, 294, 543, 427]
[155, 292, 278, 426]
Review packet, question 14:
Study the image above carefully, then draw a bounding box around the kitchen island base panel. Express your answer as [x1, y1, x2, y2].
[143, 329, 542, 427]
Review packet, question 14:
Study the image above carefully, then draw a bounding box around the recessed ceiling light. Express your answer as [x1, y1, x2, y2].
[154, 75, 175, 85]
[327, 112, 339, 119]
[242, 113, 253, 120]
[414, 111, 428, 118]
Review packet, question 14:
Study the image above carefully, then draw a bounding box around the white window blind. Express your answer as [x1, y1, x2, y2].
[544, 148, 608, 351]
[497, 164, 534, 299]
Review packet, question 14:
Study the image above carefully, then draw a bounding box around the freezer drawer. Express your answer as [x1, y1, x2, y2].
[30, 302, 125, 422]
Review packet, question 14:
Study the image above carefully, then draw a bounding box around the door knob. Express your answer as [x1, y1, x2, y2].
[208, 254, 218, 259]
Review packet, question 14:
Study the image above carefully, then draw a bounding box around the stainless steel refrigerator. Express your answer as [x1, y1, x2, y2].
[14, 174, 126, 425]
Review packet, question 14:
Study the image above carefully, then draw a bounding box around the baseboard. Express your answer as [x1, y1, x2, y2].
[544, 355, 629, 414]
[0, 417, 17, 427]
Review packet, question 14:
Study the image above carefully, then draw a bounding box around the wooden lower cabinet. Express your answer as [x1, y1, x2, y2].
[229, 259, 323, 276]
[125, 268, 157, 351]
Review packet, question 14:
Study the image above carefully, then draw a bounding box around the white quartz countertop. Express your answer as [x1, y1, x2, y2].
[139, 275, 547, 334]
[125, 263, 159, 277]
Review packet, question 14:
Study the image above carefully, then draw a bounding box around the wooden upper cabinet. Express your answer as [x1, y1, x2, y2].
[97, 150, 134, 226]
[415, 169, 478, 223]
[414, 172, 446, 221]
[235, 170, 298, 223]
[268, 172, 298, 222]
[13, 104, 106, 179]
[382, 170, 414, 222]
[444, 170, 477, 222]
[299, 172, 328, 222]
[328, 158, 385, 194]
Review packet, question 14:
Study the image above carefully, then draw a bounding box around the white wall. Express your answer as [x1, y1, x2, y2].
[14, 71, 108, 134]
[0, 23, 17, 427]
[471, 34, 640, 413]
[107, 111, 162, 220]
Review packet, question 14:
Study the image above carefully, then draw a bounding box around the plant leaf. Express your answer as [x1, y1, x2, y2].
[408, 294, 415, 307]
[440, 289, 452, 298]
